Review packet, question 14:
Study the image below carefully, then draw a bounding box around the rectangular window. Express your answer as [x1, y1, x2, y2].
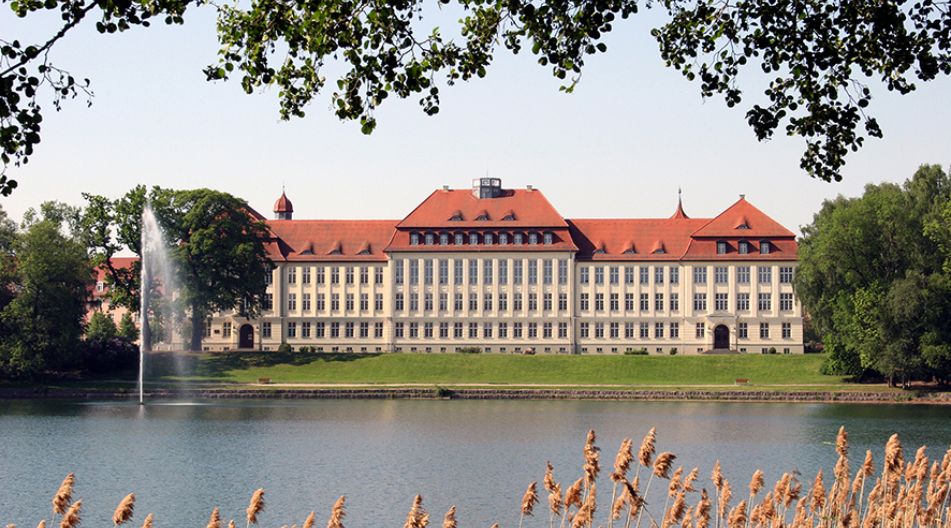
[499, 260, 509, 283]
[594, 293, 604, 311]
[424, 293, 434, 311]
[375, 267, 384, 285]
[439, 322, 449, 338]
[484, 260, 494, 285]
[316, 322, 325, 338]
[610, 293, 619, 311]
[715, 266, 728, 284]
[484, 293, 493, 311]
[514, 323, 523, 338]
[409, 261, 419, 284]
[423, 260, 433, 284]
[264, 293, 273, 311]
[287, 267, 297, 284]
[331, 267, 340, 284]
[695, 323, 705, 338]
[499, 323, 508, 338]
[558, 293, 568, 311]
[595, 323, 605, 339]
[760, 241, 771, 254]
[439, 293, 448, 312]
[544, 293, 553, 311]
[624, 323, 635, 339]
[655, 293, 664, 311]
[515, 294, 524, 311]
[316, 267, 325, 284]
[514, 261, 524, 283]
[330, 322, 340, 338]
[317, 295, 325, 312]
[639, 266, 649, 284]
[738, 322, 748, 339]
[395, 323, 404, 338]
[499, 292, 508, 311]
[654, 322, 664, 338]
[395, 293, 404, 311]
[360, 267, 369, 284]
[454, 293, 463, 311]
[580, 267, 589, 284]
[409, 323, 418, 338]
[780, 293, 794, 311]
[715, 293, 728, 311]
[394, 261, 404, 285]
[609, 323, 619, 339]
[639, 323, 649, 339]
[640, 293, 649, 312]
[669, 266, 679, 284]
[758, 293, 772, 311]
[625, 293, 634, 311]
[360, 293, 369, 311]
[693, 293, 707, 311]
[760, 323, 770, 339]
[331, 294, 340, 311]
[782, 323, 791, 339]
[737, 266, 751, 283]
[738, 240, 750, 255]
[579, 323, 589, 339]
[528, 293, 538, 312]
[670, 293, 679, 311]
[439, 259, 449, 285]
[375, 293, 384, 311]
[543, 260, 553, 284]
[286, 322, 296, 338]
[345, 294, 355, 311]
[345, 268, 354, 284]
[558, 260, 568, 285]
[454, 259, 463, 285]
[262, 322, 271, 338]
[288, 293, 297, 311]
[737, 293, 750, 311]
[423, 323, 433, 339]
[469, 260, 478, 285]
[454, 323, 463, 338]
[528, 322, 538, 338]
[609, 266, 619, 285]
[693, 266, 707, 284]
[410, 294, 419, 312]
[669, 322, 679, 338]
[469, 294, 478, 311]
[302, 293, 311, 312]
[580, 293, 589, 312]
[717, 241, 727, 254]
[302, 267, 311, 284]
[758, 266, 772, 284]
[558, 322, 568, 338]
[528, 261, 538, 285]
[779, 266, 794, 283]
[624, 267, 635, 284]
[654, 266, 664, 284]
[484, 323, 493, 338]
[360, 322, 369, 338]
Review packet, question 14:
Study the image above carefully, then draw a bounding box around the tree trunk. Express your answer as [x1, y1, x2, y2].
[190, 302, 204, 352]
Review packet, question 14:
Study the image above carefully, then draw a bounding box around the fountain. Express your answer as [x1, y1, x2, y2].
[138, 204, 180, 404]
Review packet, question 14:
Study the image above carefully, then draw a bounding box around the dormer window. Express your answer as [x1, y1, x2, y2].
[654, 248, 667, 254]
[96, 281, 105, 292]
[622, 246, 636, 255]
[470, 233, 479, 245]
[737, 223, 750, 229]
[514, 233, 524, 245]
[440, 233, 449, 245]
[738, 240, 750, 255]
[717, 241, 727, 255]
[593, 246, 606, 254]
[503, 211, 516, 221]
[410, 232, 420, 245]
[484, 233, 494, 245]
[449, 210, 463, 221]
[543, 232, 553, 245]
[357, 247, 371, 255]
[425, 233, 435, 245]
[760, 241, 771, 254]
[528, 232, 538, 245]
[499, 233, 509, 244]
[454, 233, 464, 245]
[475, 211, 490, 221]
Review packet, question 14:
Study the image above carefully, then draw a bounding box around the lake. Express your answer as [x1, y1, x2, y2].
[0, 399, 949, 527]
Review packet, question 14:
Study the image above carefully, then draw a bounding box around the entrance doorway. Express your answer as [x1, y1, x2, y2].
[239, 324, 254, 349]
[713, 325, 730, 350]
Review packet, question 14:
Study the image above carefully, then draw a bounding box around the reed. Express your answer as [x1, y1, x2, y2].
[141, 513, 153, 528]
[13, 426, 951, 528]
[112, 493, 135, 526]
[246, 489, 265, 528]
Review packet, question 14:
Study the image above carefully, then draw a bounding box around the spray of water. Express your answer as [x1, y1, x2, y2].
[139, 204, 181, 404]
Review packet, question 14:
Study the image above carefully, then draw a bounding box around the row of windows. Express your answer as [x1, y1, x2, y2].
[578, 322, 793, 340]
[279, 266, 385, 286]
[715, 240, 772, 255]
[691, 292, 795, 312]
[283, 321, 386, 339]
[394, 292, 570, 312]
[395, 259, 570, 286]
[394, 321, 570, 339]
[409, 231, 556, 246]
[580, 292, 680, 312]
[578, 265, 794, 285]
[275, 293, 385, 312]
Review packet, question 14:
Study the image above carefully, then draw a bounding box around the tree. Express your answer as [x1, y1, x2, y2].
[0, 219, 91, 378]
[796, 164, 951, 385]
[86, 310, 117, 341]
[117, 311, 138, 342]
[3, 2, 951, 194]
[85, 187, 272, 351]
[0, 204, 16, 312]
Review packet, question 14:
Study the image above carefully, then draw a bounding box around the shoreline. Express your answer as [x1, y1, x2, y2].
[2, 386, 949, 404]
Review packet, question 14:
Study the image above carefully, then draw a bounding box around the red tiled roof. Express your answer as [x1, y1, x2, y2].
[266, 220, 397, 261]
[385, 228, 578, 252]
[681, 238, 798, 261]
[397, 188, 568, 228]
[273, 192, 294, 214]
[691, 197, 795, 238]
[568, 218, 709, 260]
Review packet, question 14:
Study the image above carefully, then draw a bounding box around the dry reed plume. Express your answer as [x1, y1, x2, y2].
[13, 426, 951, 528]
[140, 513, 153, 528]
[246, 489, 265, 528]
[112, 493, 135, 526]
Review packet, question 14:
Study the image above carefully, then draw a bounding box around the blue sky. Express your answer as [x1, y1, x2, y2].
[2, 5, 949, 235]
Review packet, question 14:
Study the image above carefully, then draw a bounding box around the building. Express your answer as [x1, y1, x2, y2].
[201, 179, 803, 354]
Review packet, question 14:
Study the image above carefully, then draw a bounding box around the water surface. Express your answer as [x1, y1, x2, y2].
[0, 400, 948, 527]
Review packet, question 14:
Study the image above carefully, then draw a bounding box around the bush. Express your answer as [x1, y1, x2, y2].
[624, 348, 648, 356]
[80, 338, 138, 374]
[298, 345, 316, 353]
[86, 312, 117, 341]
[117, 312, 139, 342]
[277, 343, 292, 353]
[669, 348, 678, 356]
[768, 347, 777, 355]
[456, 346, 482, 354]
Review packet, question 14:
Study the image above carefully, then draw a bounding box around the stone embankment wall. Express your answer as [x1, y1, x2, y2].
[2, 387, 949, 404]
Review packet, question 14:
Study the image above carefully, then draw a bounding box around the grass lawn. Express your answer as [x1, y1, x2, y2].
[143, 351, 859, 388]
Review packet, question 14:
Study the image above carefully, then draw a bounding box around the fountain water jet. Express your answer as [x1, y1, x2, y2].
[138, 204, 181, 404]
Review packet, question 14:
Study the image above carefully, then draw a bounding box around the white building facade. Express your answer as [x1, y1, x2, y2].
[203, 180, 803, 354]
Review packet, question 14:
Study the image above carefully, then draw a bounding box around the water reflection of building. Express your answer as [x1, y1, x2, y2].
[204, 179, 802, 355]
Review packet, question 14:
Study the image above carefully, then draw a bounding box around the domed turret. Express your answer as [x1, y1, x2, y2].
[274, 190, 293, 220]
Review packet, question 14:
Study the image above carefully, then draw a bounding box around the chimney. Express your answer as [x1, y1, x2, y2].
[740, 194, 746, 200]
[442, 185, 449, 191]
[526, 185, 534, 191]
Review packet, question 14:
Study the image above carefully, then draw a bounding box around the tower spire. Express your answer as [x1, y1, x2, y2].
[671, 187, 689, 219]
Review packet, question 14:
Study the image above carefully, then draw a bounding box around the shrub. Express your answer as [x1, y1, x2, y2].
[86, 312, 117, 341]
[768, 347, 778, 355]
[80, 338, 138, 374]
[669, 348, 678, 356]
[456, 346, 482, 354]
[117, 312, 139, 342]
[624, 348, 648, 356]
[277, 343, 292, 353]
